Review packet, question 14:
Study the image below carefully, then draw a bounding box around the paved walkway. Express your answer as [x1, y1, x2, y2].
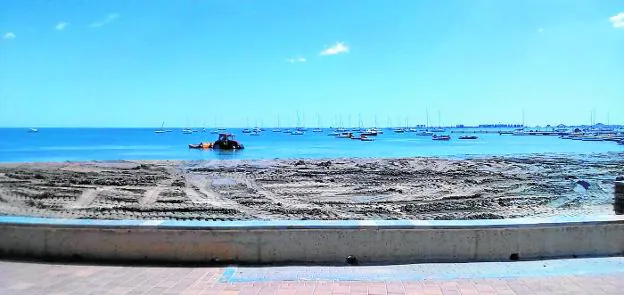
[1, 258, 623, 295]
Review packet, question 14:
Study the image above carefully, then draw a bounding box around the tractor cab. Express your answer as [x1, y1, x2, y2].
[213, 133, 244, 150]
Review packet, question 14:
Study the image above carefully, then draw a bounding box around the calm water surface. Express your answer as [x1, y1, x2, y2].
[1, 128, 622, 162]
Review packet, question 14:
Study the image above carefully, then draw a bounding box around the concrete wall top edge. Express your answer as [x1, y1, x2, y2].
[1, 215, 623, 230]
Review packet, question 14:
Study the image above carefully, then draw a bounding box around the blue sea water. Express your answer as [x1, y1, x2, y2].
[0, 128, 622, 162]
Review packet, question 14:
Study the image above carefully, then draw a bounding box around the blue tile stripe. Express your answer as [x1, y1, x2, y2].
[219, 267, 237, 283]
[221, 257, 624, 282]
[0, 215, 622, 230]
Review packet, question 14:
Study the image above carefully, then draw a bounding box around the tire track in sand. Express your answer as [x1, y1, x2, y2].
[71, 188, 100, 209]
[184, 173, 272, 218]
[138, 180, 172, 206]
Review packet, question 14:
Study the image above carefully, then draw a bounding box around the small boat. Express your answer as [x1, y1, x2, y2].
[242, 128, 252, 134]
[313, 128, 323, 133]
[189, 142, 212, 149]
[155, 122, 166, 133]
[581, 137, 603, 142]
[459, 135, 478, 140]
[210, 130, 219, 134]
[352, 134, 374, 141]
[291, 130, 304, 135]
[272, 128, 281, 132]
[28, 128, 38, 133]
[415, 131, 433, 136]
[432, 135, 451, 141]
[336, 132, 354, 138]
[393, 128, 405, 133]
[182, 128, 193, 134]
[250, 131, 260, 136]
[361, 129, 379, 136]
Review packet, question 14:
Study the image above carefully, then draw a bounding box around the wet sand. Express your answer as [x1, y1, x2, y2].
[0, 154, 622, 220]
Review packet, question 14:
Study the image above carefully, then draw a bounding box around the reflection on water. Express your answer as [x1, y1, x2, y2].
[213, 149, 244, 160]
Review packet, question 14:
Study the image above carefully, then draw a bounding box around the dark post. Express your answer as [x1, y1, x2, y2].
[615, 176, 624, 215]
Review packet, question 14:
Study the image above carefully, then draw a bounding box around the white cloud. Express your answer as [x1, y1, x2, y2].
[610, 12, 624, 29]
[320, 42, 349, 56]
[2, 32, 16, 40]
[90, 13, 120, 28]
[55, 22, 68, 30]
[287, 56, 306, 63]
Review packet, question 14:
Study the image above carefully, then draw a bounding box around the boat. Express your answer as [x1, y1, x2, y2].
[415, 130, 433, 136]
[250, 131, 260, 136]
[459, 135, 478, 140]
[432, 135, 451, 141]
[188, 142, 212, 149]
[210, 129, 219, 134]
[291, 130, 304, 135]
[182, 128, 193, 134]
[242, 128, 252, 134]
[352, 134, 374, 141]
[273, 116, 282, 132]
[155, 122, 166, 133]
[336, 132, 354, 138]
[360, 129, 379, 136]
[581, 137, 603, 142]
[27, 128, 38, 133]
[313, 114, 323, 132]
[393, 128, 405, 133]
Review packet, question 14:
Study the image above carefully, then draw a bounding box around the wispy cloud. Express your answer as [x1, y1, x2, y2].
[320, 42, 349, 56]
[610, 12, 624, 29]
[286, 56, 306, 63]
[2, 32, 16, 40]
[90, 13, 120, 28]
[55, 22, 68, 30]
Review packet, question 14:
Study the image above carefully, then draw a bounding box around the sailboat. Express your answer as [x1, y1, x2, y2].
[155, 122, 166, 133]
[313, 113, 323, 132]
[430, 110, 445, 132]
[242, 117, 252, 133]
[28, 128, 39, 133]
[272, 115, 281, 132]
[292, 111, 305, 134]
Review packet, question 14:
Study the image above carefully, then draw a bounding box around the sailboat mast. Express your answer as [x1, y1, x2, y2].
[437, 110, 441, 128]
[426, 109, 429, 129]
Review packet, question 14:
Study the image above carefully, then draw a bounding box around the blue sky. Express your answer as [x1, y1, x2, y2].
[1, 0, 623, 127]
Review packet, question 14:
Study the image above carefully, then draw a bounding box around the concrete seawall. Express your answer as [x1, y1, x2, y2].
[1, 216, 623, 264]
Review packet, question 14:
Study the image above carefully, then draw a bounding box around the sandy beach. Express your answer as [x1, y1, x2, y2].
[0, 154, 622, 220]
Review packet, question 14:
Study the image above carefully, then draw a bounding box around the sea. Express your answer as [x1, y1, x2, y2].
[0, 128, 622, 163]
